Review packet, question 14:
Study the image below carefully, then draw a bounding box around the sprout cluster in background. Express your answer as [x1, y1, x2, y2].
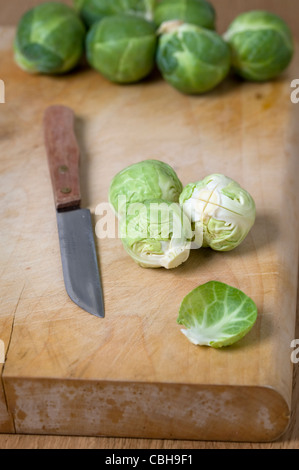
[73, 0, 157, 27]
[109, 160, 256, 269]
[14, 1, 294, 93]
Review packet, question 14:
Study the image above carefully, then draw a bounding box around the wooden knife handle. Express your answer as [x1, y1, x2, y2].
[44, 105, 81, 211]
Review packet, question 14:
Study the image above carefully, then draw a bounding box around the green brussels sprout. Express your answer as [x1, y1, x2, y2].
[120, 199, 192, 268]
[73, 0, 157, 27]
[224, 10, 294, 81]
[109, 159, 183, 218]
[14, 2, 86, 75]
[156, 22, 231, 94]
[154, 0, 216, 30]
[179, 174, 256, 251]
[86, 14, 157, 83]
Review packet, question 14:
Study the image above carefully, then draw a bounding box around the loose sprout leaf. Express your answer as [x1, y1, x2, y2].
[177, 281, 258, 348]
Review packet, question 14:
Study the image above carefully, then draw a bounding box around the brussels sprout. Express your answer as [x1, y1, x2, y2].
[224, 10, 294, 81]
[14, 2, 86, 75]
[109, 160, 183, 218]
[86, 14, 157, 83]
[156, 22, 231, 94]
[154, 0, 216, 30]
[177, 281, 258, 348]
[179, 174, 256, 251]
[73, 0, 157, 27]
[120, 199, 192, 269]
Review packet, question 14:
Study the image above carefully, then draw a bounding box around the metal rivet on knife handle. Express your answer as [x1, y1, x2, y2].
[61, 187, 72, 194]
[59, 165, 69, 174]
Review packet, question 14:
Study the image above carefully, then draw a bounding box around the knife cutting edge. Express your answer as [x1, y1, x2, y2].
[43, 105, 105, 318]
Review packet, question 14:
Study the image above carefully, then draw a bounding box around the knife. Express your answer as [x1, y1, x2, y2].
[43, 105, 105, 318]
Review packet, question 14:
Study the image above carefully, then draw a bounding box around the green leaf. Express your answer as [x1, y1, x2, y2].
[177, 281, 258, 348]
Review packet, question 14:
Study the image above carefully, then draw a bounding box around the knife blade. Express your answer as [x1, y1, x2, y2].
[43, 105, 105, 318]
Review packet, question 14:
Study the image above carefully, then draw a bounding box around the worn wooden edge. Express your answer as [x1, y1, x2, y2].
[0, 366, 14, 433]
[0, 377, 290, 442]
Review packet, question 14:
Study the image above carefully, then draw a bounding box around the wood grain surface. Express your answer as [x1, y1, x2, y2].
[0, 0, 299, 450]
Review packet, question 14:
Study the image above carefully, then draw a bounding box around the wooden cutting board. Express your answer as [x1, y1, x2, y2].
[0, 26, 299, 442]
